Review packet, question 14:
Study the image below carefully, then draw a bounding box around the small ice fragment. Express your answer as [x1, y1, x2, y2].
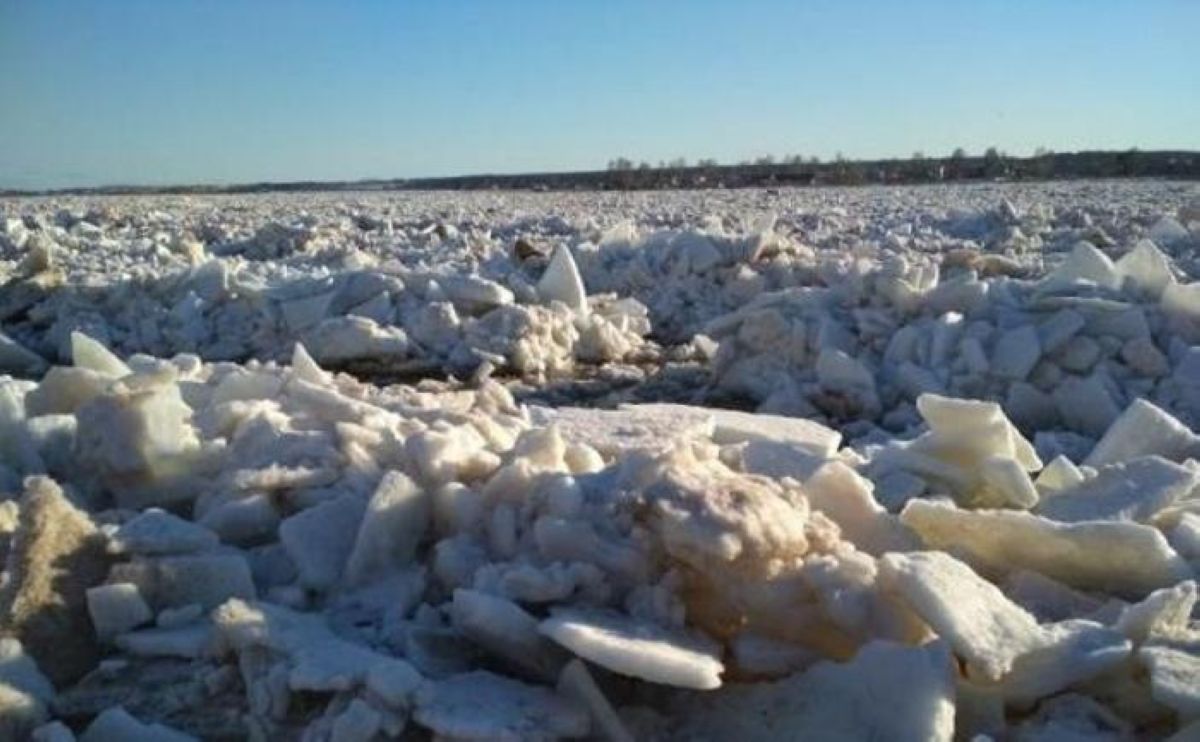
[539, 608, 723, 690]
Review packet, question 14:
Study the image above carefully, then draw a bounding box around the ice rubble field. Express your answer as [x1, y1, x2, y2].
[1, 180, 1200, 740]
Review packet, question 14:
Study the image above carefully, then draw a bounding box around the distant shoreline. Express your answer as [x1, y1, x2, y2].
[3, 149, 1197, 198]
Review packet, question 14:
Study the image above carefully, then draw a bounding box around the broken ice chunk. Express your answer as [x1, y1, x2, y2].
[0, 332, 48, 376]
[303, 316, 409, 364]
[30, 720, 74, 742]
[75, 370, 202, 507]
[1011, 692, 1133, 740]
[278, 289, 335, 334]
[209, 368, 283, 406]
[537, 245, 588, 314]
[1115, 581, 1197, 643]
[1053, 374, 1122, 438]
[1005, 382, 1057, 432]
[1036, 456, 1196, 524]
[1139, 642, 1200, 720]
[451, 589, 566, 680]
[802, 462, 914, 555]
[557, 659, 633, 742]
[916, 393, 1040, 471]
[109, 553, 255, 611]
[85, 583, 152, 640]
[344, 471, 429, 585]
[0, 639, 54, 708]
[1035, 455, 1086, 496]
[885, 393, 1042, 507]
[0, 379, 45, 479]
[730, 633, 820, 678]
[1121, 336, 1170, 377]
[439, 274, 515, 312]
[215, 598, 421, 693]
[1148, 216, 1191, 246]
[79, 706, 197, 742]
[734, 438, 832, 482]
[1038, 309, 1086, 354]
[540, 607, 724, 690]
[976, 619, 1131, 707]
[1162, 282, 1200, 343]
[815, 349, 879, 416]
[197, 493, 280, 545]
[109, 509, 219, 555]
[1117, 239, 1176, 299]
[1085, 398, 1200, 467]
[0, 682, 46, 740]
[70, 331, 131, 379]
[290, 342, 332, 386]
[991, 325, 1041, 381]
[1168, 513, 1200, 562]
[976, 455, 1040, 509]
[1045, 241, 1120, 289]
[414, 670, 588, 741]
[115, 621, 215, 659]
[1055, 335, 1101, 373]
[365, 656, 424, 710]
[873, 469, 927, 511]
[157, 603, 203, 628]
[1002, 570, 1105, 623]
[406, 424, 500, 486]
[329, 697, 383, 742]
[279, 492, 367, 590]
[23, 366, 115, 419]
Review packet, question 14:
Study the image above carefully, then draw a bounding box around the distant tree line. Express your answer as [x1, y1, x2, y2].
[6, 148, 1196, 197]
[584, 147, 1196, 190]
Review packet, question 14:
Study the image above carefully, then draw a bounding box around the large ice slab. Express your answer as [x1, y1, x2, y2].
[636, 404, 842, 455]
[667, 640, 955, 742]
[214, 598, 423, 693]
[528, 405, 714, 456]
[879, 551, 1043, 679]
[901, 499, 1192, 596]
[414, 670, 589, 741]
[629, 403, 841, 480]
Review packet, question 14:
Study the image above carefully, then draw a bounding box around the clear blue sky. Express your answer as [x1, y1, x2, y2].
[1, 0, 1197, 189]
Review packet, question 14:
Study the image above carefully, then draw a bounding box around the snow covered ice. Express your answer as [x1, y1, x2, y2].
[2, 179, 1200, 739]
